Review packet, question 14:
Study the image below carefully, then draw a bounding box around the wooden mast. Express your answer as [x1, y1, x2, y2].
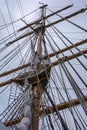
[31, 4, 47, 130]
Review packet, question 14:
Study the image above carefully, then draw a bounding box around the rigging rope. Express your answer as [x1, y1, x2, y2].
[47, 7, 87, 32]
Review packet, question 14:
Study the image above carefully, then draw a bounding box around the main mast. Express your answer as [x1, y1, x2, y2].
[31, 4, 47, 130]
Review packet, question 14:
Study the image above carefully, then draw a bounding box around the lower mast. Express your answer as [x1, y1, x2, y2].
[31, 5, 47, 130]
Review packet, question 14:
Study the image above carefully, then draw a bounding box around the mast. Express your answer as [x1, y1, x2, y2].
[31, 4, 47, 130]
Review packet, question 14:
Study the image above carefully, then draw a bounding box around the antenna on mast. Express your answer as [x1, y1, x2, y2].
[38, 2, 48, 9]
[39, 2, 44, 5]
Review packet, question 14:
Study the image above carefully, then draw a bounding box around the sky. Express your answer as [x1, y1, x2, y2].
[0, 0, 87, 24]
[0, 0, 87, 41]
[0, 0, 87, 129]
[0, 0, 87, 98]
[0, 0, 87, 109]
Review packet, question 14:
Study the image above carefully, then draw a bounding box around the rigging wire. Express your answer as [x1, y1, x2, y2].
[41, 83, 69, 130]
[47, 26, 87, 87]
[41, 89, 63, 130]
[0, 31, 17, 45]
[58, 62, 87, 129]
[0, 8, 39, 30]
[47, 21, 87, 71]
[0, 34, 34, 71]
[43, 29, 86, 128]
[34, 49, 69, 130]
[61, 62, 87, 115]
[47, 7, 87, 32]
[0, 87, 8, 95]
[5, 0, 25, 64]
[50, 73, 87, 129]
[16, 0, 25, 17]
[0, 93, 24, 121]
[0, 9, 12, 43]
[7, 34, 37, 107]
[50, 76, 81, 130]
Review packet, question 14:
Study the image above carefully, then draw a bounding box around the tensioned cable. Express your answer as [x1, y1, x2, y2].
[0, 34, 35, 95]
[47, 7, 87, 32]
[16, 0, 28, 65]
[1, 1, 23, 70]
[1, 1, 21, 64]
[33, 46, 69, 129]
[58, 62, 87, 129]
[45, 113, 51, 130]
[50, 76, 83, 130]
[5, 0, 25, 64]
[44, 95, 60, 130]
[0, 39, 25, 62]
[61, 62, 87, 115]
[0, 31, 18, 46]
[53, 26, 87, 59]
[41, 94, 60, 129]
[54, 81, 72, 130]
[0, 93, 24, 121]
[47, 19, 87, 61]
[43, 31, 87, 128]
[7, 93, 24, 121]
[44, 30, 81, 99]
[48, 84, 69, 129]
[0, 34, 35, 70]
[16, 0, 25, 17]
[0, 86, 9, 95]
[0, 36, 35, 95]
[0, 29, 34, 54]
[35, 54, 69, 129]
[50, 67, 86, 129]
[0, 25, 34, 46]
[44, 29, 87, 121]
[0, 8, 39, 30]
[41, 84, 69, 130]
[41, 93, 56, 129]
[47, 26, 87, 87]
[6, 97, 23, 120]
[40, 88, 62, 129]
[5, 36, 36, 89]
[0, 39, 28, 70]
[0, 9, 12, 44]
[40, 6, 86, 129]
[48, 115, 55, 130]
[6, 98, 24, 121]
[46, 30, 86, 87]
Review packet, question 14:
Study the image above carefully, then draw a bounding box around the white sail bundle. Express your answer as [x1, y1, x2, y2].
[32, 52, 40, 72]
[16, 81, 33, 130]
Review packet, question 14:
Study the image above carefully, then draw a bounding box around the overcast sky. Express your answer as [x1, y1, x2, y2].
[0, 0, 87, 23]
[0, 0, 87, 44]
[0, 0, 87, 118]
